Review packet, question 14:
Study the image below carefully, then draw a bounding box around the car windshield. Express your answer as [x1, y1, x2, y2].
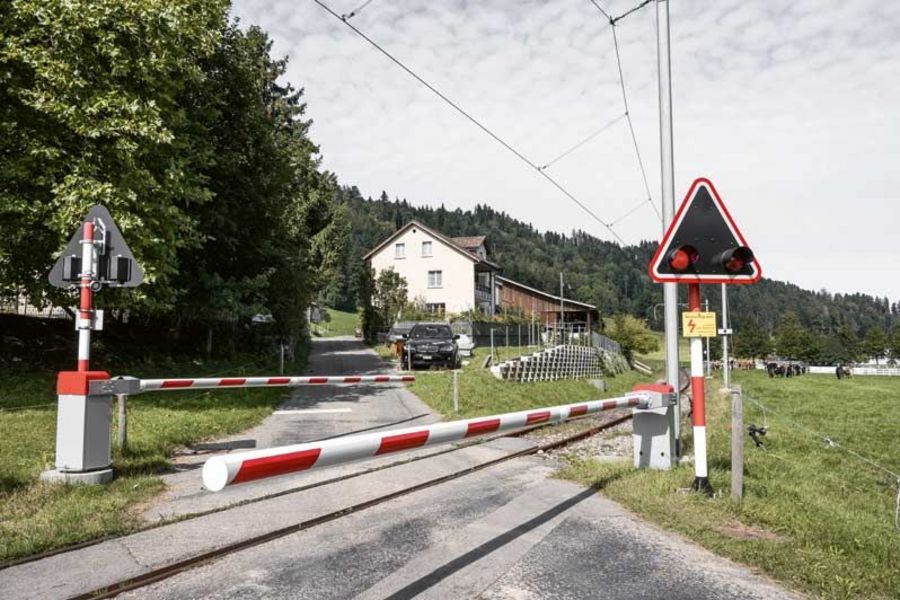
[410, 325, 453, 339]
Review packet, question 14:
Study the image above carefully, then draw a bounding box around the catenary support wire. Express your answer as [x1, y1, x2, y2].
[314, 0, 628, 244]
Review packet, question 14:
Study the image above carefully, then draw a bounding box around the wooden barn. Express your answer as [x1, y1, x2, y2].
[495, 276, 599, 331]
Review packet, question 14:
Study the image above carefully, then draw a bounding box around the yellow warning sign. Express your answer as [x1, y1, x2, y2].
[682, 311, 717, 337]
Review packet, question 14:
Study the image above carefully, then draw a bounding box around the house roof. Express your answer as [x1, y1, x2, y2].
[496, 275, 597, 311]
[450, 236, 486, 251]
[363, 220, 499, 269]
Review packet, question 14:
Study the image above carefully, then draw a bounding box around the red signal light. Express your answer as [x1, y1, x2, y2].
[716, 246, 754, 273]
[667, 245, 698, 272]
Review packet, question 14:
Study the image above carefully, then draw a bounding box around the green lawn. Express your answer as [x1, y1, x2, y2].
[312, 307, 358, 337]
[408, 346, 653, 419]
[561, 370, 900, 600]
[0, 356, 289, 562]
[637, 328, 691, 363]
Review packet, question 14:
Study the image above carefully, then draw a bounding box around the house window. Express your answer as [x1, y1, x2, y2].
[395, 243, 405, 259]
[421, 241, 432, 257]
[426, 303, 445, 315]
[428, 270, 443, 288]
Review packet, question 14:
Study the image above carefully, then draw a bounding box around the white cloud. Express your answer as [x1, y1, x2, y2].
[233, 0, 900, 300]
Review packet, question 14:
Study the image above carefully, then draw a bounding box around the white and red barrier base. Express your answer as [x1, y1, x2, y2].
[202, 393, 651, 492]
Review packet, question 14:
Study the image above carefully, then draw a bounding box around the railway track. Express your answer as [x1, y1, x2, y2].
[61, 411, 631, 599]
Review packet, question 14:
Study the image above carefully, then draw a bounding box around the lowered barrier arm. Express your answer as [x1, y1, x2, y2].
[202, 392, 656, 492]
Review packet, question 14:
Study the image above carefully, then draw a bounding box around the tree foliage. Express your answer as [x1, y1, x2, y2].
[371, 268, 407, 331]
[732, 317, 772, 359]
[606, 314, 659, 362]
[862, 326, 888, 364]
[1, 2, 346, 348]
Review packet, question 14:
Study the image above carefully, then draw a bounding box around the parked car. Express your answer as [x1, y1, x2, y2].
[402, 323, 459, 369]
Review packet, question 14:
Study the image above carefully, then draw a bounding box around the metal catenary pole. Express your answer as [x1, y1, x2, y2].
[657, 0, 681, 458]
[77, 220, 96, 371]
[722, 283, 731, 389]
[688, 284, 712, 494]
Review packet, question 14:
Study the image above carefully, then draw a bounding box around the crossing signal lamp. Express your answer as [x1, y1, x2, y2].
[715, 246, 754, 273]
[667, 245, 698, 272]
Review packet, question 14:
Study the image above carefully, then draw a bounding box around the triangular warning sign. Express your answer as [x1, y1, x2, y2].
[649, 178, 761, 284]
[48, 205, 144, 289]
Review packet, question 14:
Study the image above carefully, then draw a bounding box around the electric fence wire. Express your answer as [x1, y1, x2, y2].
[313, 0, 634, 244]
[744, 394, 900, 530]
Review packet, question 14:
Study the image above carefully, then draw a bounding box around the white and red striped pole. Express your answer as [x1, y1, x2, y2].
[688, 283, 712, 494]
[77, 220, 96, 372]
[138, 374, 414, 393]
[202, 394, 648, 491]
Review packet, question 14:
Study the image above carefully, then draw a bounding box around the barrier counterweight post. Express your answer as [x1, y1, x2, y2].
[41, 371, 115, 484]
[688, 283, 713, 495]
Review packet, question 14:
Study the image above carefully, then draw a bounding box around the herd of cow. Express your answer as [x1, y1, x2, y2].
[765, 360, 808, 377]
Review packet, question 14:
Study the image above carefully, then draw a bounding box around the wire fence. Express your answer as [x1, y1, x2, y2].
[743, 393, 900, 531]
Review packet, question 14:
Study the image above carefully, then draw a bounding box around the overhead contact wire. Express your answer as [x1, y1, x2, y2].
[313, 0, 627, 244]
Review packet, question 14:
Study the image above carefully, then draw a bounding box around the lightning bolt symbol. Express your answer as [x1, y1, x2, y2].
[688, 319, 696, 333]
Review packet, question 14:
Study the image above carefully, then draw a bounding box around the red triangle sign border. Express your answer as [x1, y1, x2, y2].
[649, 177, 762, 285]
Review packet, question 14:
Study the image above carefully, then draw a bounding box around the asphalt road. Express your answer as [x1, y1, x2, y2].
[121, 449, 800, 600]
[145, 336, 436, 520]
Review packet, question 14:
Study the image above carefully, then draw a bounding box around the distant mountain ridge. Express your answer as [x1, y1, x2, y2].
[323, 187, 897, 338]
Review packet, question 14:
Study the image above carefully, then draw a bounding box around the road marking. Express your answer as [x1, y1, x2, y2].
[273, 408, 353, 415]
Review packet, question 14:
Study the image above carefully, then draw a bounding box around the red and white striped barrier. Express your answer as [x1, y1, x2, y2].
[202, 393, 649, 491]
[137, 374, 414, 393]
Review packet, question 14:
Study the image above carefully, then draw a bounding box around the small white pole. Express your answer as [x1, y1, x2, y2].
[704, 298, 711, 378]
[731, 384, 743, 501]
[722, 283, 731, 389]
[452, 370, 460, 413]
[279, 342, 285, 375]
[117, 393, 127, 452]
[490, 328, 495, 362]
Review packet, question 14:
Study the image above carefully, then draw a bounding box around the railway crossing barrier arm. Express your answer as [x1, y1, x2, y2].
[201, 392, 654, 492]
[133, 374, 415, 394]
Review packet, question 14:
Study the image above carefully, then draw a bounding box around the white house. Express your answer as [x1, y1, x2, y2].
[363, 220, 500, 315]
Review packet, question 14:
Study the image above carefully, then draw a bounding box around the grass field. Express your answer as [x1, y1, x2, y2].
[0, 357, 289, 562]
[637, 328, 691, 363]
[561, 370, 900, 600]
[407, 346, 652, 419]
[312, 307, 358, 337]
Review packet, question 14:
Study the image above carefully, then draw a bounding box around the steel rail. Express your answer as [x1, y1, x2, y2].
[67, 413, 633, 600]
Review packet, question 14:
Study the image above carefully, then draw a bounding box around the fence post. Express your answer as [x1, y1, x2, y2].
[731, 384, 743, 502]
[453, 370, 460, 413]
[116, 393, 127, 452]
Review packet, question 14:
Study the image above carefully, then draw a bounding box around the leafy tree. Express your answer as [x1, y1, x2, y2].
[863, 326, 888, 364]
[606, 314, 659, 362]
[836, 324, 862, 362]
[774, 312, 818, 360]
[732, 317, 772, 358]
[372, 268, 407, 329]
[889, 329, 900, 366]
[1, 0, 228, 309]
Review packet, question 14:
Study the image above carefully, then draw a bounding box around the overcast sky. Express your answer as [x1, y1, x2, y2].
[232, 0, 900, 302]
